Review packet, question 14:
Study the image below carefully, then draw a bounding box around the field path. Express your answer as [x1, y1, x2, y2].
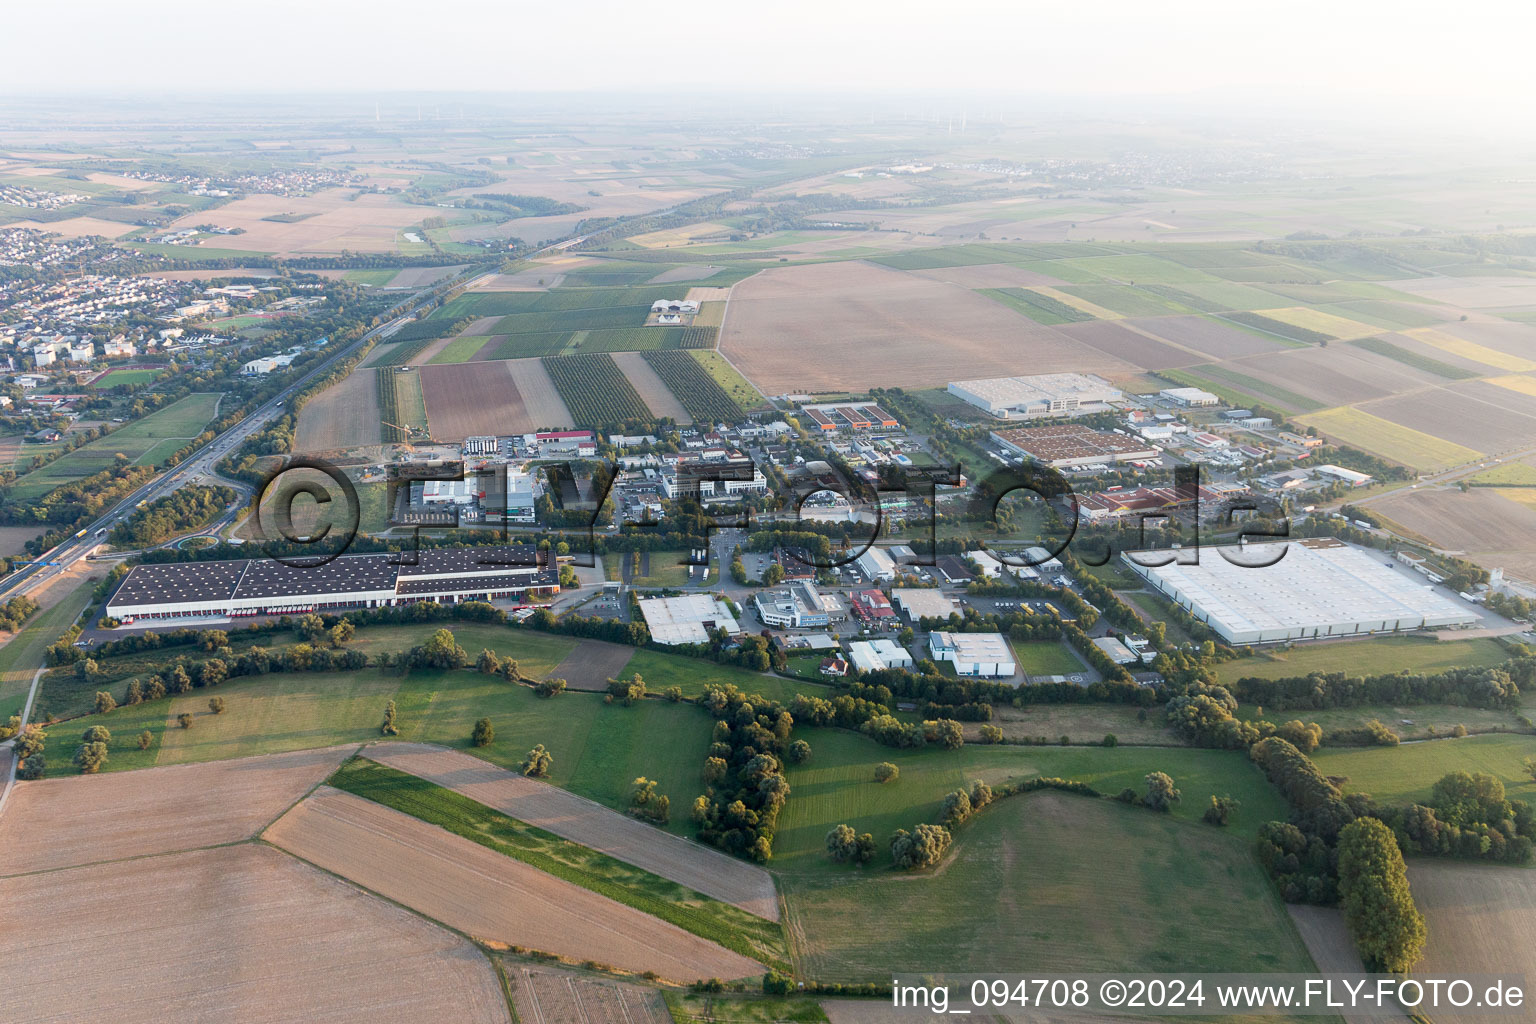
[364, 742, 780, 921]
[265, 786, 762, 980]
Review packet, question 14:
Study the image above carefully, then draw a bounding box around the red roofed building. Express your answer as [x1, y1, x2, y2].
[850, 589, 896, 630]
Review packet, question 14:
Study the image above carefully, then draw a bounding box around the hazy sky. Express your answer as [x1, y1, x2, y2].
[7, 0, 1532, 124]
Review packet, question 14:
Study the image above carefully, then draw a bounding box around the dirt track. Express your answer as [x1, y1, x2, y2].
[364, 742, 780, 921]
[0, 844, 510, 1023]
[611, 351, 692, 424]
[265, 786, 761, 980]
[0, 745, 355, 876]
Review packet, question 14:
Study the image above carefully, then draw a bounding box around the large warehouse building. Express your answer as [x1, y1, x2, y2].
[1123, 537, 1478, 645]
[947, 373, 1122, 420]
[106, 546, 561, 623]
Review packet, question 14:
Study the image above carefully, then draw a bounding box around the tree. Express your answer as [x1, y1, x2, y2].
[1144, 772, 1181, 812]
[522, 744, 553, 778]
[1338, 817, 1426, 973]
[328, 620, 355, 647]
[1103, 733, 1118, 747]
[82, 725, 110, 744]
[380, 700, 400, 736]
[764, 563, 785, 586]
[629, 776, 670, 824]
[74, 741, 108, 773]
[298, 613, 327, 642]
[137, 729, 153, 751]
[15, 724, 44, 761]
[177, 713, 193, 729]
[18, 754, 45, 780]
[826, 823, 876, 864]
[535, 677, 566, 698]
[703, 756, 729, 784]
[93, 691, 117, 714]
[1203, 795, 1239, 826]
[786, 739, 812, 764]
[476, 649, 502, 675]
[1278, 720, 1323, 754]
[923, 719, 964, 750]
[979, 724, 1003, 744]
[200, 658, 228, 687]
[75, 658, 98, 682]
[890, 823, 952, 869]
[874, 762, 899, 784]
[605, 674, 645, 707]
[472, 717, 495, 747]
[125, 678, 144, 705]
[941, 788, 973, 826]
[168, 665, 192, 695]
[146, 676, 167, 701]
[1523, 756, 1536, 785]
[411, 628, 468, 670]
[208, 696, 226, 715]
[663, 685, 683, 702]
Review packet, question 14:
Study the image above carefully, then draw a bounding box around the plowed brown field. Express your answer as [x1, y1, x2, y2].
[264, 786, 762, 980]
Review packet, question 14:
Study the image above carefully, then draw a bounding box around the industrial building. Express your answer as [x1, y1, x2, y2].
[1123, 537, 1478, 645]
[754, 581, 833, 629]
[992, 423, 1160, 469]
[928, 631, 1016, 677]
[948, 373, 1122, 420]
[105, 546, 559, 623]
[846, 638, 914, 674]
[854, 546, 896, 581]
[799, 402, 900, 432]
[890, 588, 959, 622]
[638, 594, 740, 645]
[1159, 386, 1220, 407]
[1093, 635, 1143, 665]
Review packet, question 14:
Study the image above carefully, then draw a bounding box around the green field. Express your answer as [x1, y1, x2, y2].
[88, 367, 165, 390]
[774, 729, 1291, 875]
[1012, 640, 1087, 676]
[1216, 636, 1512, 685]
[1470, 462, 1536, 486]
[1312, 733, 1536, 806]
[1060, 283, 1199, 316]
[424, 335, 492, 363]
[344, 269, 398, 286]
[691, 351, 767, 410]
[977, 287, 1092, 325]
[0, 578, 95, 716]
[1347, 335, 1477, 379]
[618, 647, 831, 705]
[6, 392, 221, 504]
[329, 757, 787, 967]
[778, 791, 1316, 982]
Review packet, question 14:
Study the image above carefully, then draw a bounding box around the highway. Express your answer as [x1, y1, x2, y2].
[0, 267, 490, 602]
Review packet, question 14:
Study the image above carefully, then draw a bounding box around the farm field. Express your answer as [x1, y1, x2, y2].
[1215, 636, 1511, 684]
[611, 351, 692, 423]
[0, 745, 353, 875]
[1403, 326, 1536, 372]
[1053, 319, 1199, 369]
[1407, 860, 1536, 1024]
[0, 844, 511, 1024]
[1373, 486, 1536, 582]
[1311, 733, 1536, 807]
[1241, 703, 1526, 743]
[542, 353, 651, 429]
[719, 260, 1132, 393]
[981, 703, 1181, 746]
[510, 965, 672, 1024]
[162, 190, 436, 255]
[641, 349, 743, 421]
[1228, 345, 1449, 407]
[1296, 406, 1481, 471]
[354, 745, 781, 922]
[294, 365, 381, 451]
[5, 392, 221, 503]
[418, 358, 572, 439]
[264, 785, 762, 980]
[691, 350, 767, 410]
[0, 576, 95, 714]
[1132, 314, 1295, 359]
[779, 792, 1315, 983]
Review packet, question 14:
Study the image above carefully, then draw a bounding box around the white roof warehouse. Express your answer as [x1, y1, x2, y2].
[1123, 538, 1477, 645]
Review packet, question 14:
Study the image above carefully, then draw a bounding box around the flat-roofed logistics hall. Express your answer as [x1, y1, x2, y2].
[1123, 538, 1478, 645]
[106, 546, 560, 623]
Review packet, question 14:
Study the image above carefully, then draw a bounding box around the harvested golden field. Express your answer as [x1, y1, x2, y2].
[1295, 406, 1481, 471]
[0, 844, 510, 1024]
[719, 260, 1131, 392]
[265, 786, 762, 980]
[1408, 860, 1536, 1024]
[1230, 345, 1447, 407]
[365, 742, 780, 920]
[506, 358, 575, 430]
[1130, 314, 1295, 359]
[611, 351, 691, 424]
[0, 746, 354, 876]
[166, 190, 429, 255]
[294, 365, 381, 452]
[1374, 487, 1536, 581]
[506, 964, 671, 1024]
[910, 261, 1071, 289]
[469, 269, 563, 291]
[5, 216, 137, 238]
[1054, 320, 1200, 370]
[1362, 382, 1536, 454]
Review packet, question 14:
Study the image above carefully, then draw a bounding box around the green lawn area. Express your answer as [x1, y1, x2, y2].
[425, 334, 493, 363]
[778, 791, 1316, 983]
[618, 647, 832, 705]
[1012, 640, 1087, 676]
[329, 757, 787, 968]
[6, 392, 222, 504]
[45, 663, 719, 835]
[665, 992, 827, 1023]
[345, 269, 398, 286]
[1240, 703, 1527, 743]
[88, 367, 165, 390]
[774, 729, 1291, 877]
[0, 578, 95, 717]
[1217, 636, 1512, 685]
[1312, 733, 1536, 807]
